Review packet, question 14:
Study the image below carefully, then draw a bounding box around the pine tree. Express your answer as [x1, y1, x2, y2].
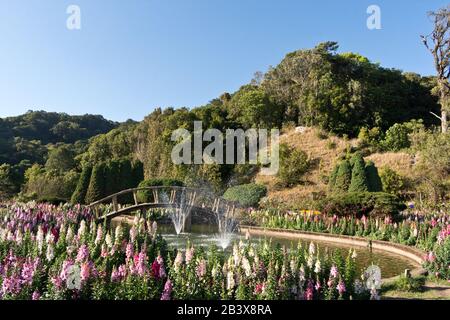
[349, 153, 369, 192]
[85, 163, 107, 204]
[70, 165, 92, 204]
[334, 160, 352, 193]
[365, 161, 383, 192]
[328, 164, 339, 192]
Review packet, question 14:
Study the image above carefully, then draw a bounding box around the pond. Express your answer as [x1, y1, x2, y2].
[157, 223, 418, 279]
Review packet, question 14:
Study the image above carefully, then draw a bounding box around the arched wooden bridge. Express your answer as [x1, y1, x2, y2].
[88, 186, 238, 230]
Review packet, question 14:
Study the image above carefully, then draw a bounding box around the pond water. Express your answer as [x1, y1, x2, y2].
[157, 224, 418, 279]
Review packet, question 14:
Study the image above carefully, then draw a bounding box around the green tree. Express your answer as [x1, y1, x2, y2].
[71, 165, 92, 204]
[45, 145, 76, 172]
[380, 167, 404, 195]
[349, 153, 369, 192]
[334, 160, 352, 193]
[85, 163, 107, 204]
[365, 161, 383, 192]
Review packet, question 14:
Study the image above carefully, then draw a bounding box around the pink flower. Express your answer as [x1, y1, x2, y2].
[337, 281, 346, 295]
[304, 281, 314, 300]
[330, 265, 338, 278]
[254, 283, 264, 295]
[160, 279, 172, 300]
[80, 262, 90, 282]
[76, 244, 89, 263]
[125, 242, 134, 261]
[32, 290, 40, 300]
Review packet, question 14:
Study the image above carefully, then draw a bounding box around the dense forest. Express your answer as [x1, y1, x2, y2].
[0, 42, 448, 209]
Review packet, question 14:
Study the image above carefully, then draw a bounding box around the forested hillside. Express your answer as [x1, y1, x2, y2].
[0, 42, 448, 209]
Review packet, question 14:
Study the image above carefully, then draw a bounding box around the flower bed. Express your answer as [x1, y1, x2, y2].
[247, 209, 450, 280]
[0, 202, 379, 300]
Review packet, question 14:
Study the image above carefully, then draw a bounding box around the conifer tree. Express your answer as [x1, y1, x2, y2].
[70, 165, 92, 204]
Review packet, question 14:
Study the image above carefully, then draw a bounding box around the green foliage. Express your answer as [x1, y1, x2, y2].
[333, 160, 352, 192]
[70, 165, 92, 204]
[381, 120, 425, 151]
[380, 167, 404, 195]
[348, 153, 369, 192]
[320, 192, 405, 217]
[223, 183, 267, 207]
[137, 178, 184, 203]
[277, 143, 309, 186]
[390, 276, 425, 292]
[0, 164, 21, 200]
[85, 163, 107, 204]
[262, 43, 439, 136]
[365, 161, 383, 192]
[0, 111, 117, 165]
[358, 127, 382, 150]
[226, 85, 283, 129]
[23, 164, 79, 202]
[45, 145, 76, 173]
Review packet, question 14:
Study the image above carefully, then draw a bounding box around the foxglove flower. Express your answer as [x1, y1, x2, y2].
[76, 244, 89, 263]
[160, 279, 172, 300]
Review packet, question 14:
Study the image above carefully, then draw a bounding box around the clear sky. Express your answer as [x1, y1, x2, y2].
[0, 0, 448, 122]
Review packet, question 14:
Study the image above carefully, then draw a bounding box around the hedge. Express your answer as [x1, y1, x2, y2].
[319, 192, 405, 217]
[223, 183, 267, 207]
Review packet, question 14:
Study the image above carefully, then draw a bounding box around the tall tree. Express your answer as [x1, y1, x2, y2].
[422, 6, 450, 133]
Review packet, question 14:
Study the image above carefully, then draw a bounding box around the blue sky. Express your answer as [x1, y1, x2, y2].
[0, 0, 448, 122]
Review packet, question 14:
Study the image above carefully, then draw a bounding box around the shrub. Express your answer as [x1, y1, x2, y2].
[223, 183, 267, 207]
[333, 160, 352, 192]
[320, 192, 405, 217]
[348, 153, 369, 192]
[381, 120, 424, 152]
[380, 167, 404, 195]
[85, 163, 107, 204]
[137, 178, 184, 203]
[277, 144, 309, 186]
[70, 165, 92, 204]
[390, 276, 425, 292]
[365, 161, 383, 192]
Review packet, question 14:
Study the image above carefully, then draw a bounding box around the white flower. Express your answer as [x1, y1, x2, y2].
[105, 233, 112, 247]
[78, 220, 86, 238]
[351, 250, 357, 259]
[46, 243, 54, 261]
[307, 256, 314, 269]
[242, 257, 251, 277]
[308, 242, 315, 255]
[226, 270, 235, 290]
[36, 227, 44, 253]
[314, 260, 321, 274]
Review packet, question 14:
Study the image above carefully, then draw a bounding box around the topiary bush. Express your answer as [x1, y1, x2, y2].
[348, 153, 369, 192]
[70, 165, 92, 204]
[333, 160, 352, 193]
[137, 178, 184, 203]
[223, 183, 267, 207]
[319, 192, 405, 217]
[365, 161, 383, 192]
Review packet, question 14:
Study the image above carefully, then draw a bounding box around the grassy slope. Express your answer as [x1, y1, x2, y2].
[255, 127, 415, 209]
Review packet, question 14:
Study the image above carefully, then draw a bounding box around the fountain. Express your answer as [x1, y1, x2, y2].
[214, 206, 239, 250]
[160, 188, 193, 235]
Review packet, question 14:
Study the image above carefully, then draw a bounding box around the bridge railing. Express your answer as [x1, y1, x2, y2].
[87, 186, 241, 221]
